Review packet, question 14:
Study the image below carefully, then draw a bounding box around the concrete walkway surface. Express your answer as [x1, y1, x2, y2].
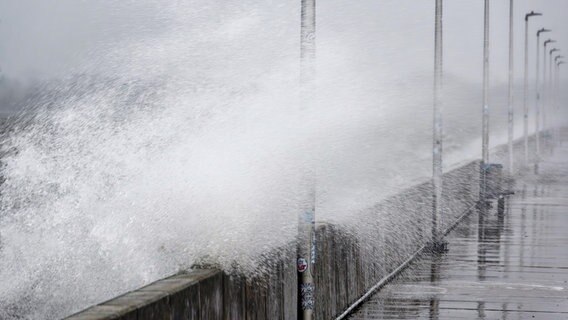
[349, 143, 568, 320]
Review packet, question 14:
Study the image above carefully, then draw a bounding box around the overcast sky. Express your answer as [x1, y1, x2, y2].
[0, 0, 567, 85]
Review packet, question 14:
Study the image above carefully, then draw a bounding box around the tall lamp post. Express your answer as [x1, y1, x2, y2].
[432, 0, 446, 251]
[560, 61, 566, 115]
[547, 48, 560, 137]
[554, 55, 564, 144]
[481, 0, 490, 199]
[558, 61, 566, 109]
[553, 56, 564, 143]
[535, 28, 551, 172]
[554, 55, 564, 101]
[542, 39, 556, 145]
[507, 0, 514, 176]
[555, 60, 565, 143]
[298, 0, 316, 318]
[523, 12, 542, 165]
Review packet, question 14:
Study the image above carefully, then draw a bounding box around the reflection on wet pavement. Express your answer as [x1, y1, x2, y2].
[349, 147, 568, 319]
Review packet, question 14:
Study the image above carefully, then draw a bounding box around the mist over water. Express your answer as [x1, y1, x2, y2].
[0, 0, 567, 319]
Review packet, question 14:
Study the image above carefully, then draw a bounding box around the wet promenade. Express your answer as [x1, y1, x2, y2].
[349, 145, 568, 319]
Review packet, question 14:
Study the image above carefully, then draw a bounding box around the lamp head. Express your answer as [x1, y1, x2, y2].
[544, 39, 556, 46]
[550, 48, 560, 55]
[537, 28, 552, 36]
[525, 11, 542, 21]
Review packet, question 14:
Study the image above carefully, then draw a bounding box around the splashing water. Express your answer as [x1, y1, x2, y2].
[0, 1, 567, 319]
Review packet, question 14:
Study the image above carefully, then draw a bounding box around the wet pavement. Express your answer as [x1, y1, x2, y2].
[349, 147, 568, 319]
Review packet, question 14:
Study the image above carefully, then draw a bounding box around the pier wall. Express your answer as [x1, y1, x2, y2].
[66, 159, 483, 320]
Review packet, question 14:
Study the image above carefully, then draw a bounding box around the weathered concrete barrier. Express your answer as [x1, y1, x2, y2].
[65, 132, 555, 320]
[65, 269, 223, 320]
[65, 159, 483, 320]
[64, 251, 299, 319]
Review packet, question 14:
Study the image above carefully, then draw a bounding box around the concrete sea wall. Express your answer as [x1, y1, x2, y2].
[66, 159, 483, 320]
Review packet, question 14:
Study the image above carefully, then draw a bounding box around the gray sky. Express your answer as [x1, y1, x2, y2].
[0, 0, 567, 84]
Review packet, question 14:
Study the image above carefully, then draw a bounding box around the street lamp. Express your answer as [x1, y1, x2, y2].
[431, 0, 446, 251]
[507, 0, 514, 177]
[534, 28, 551, 172]
[542, 40, 556, 142]
[298, 0, 316, 319]
[554, 54, 564, 119]
[553, 60, 565, 144]
[543, 40, 556, 112]
[544, 39, 555, 48]
[546, 48, 560, 136]
[481, 0, 490, 200]
[523, 11, 542, 166]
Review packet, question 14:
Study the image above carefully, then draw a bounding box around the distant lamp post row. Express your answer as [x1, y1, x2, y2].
[521, 11, 565, 173]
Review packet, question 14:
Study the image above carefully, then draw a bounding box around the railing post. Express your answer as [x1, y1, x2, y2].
[297, 0, 316, 319]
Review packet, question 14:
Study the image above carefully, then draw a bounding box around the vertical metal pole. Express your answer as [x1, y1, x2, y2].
[432, 0, 444, 247]
[547, 49, 558, 138]
[523, 12, 542, 165]
[507, 0, 514, 176]
[548, 50, 553, 136]
[541, 42, 554, 146]
[557, 61, 565, 142]
[557, 60, 561, 144]
[535, 32, 541, 164]
[557, 62, 561, 143]
[298, 0, 316, 319]
[534, 29, 550, 168]
[543, 43, 548, 149]
[552, 61, 559, 145]
[481, 0, 490, 199]
[557, 62, 561, 134]
[523, 18, 530, 165]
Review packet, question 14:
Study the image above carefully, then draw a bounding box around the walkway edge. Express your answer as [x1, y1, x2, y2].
[334, 202, 478, 320]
